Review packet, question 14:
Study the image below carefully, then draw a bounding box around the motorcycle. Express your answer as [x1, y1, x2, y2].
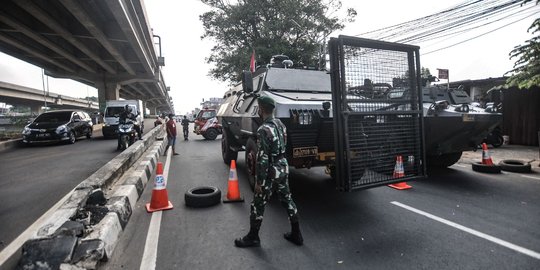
[117, 119, 137, 150]
[482, 126, 504, 148]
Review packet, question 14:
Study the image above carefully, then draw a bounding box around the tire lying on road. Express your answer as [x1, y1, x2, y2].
[471, 162, 502, 173]
[185, 186, 221, 208]
[498, 159, 531, 173]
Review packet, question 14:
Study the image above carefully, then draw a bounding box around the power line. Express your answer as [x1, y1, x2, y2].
[352, 0, 537, 52]
[423, 11, 539, 55]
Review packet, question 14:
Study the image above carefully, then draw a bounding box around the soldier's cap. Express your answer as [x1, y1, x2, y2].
[257, 96, 275, 108]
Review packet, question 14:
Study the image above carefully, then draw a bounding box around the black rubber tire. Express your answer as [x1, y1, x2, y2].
[221, 130, 238, 165]
[491, 135, 504, 148]
[471, 162, 501, 173]
[119, 136, 128, 150]
[427, 152, 463, 168]
[204, 128, 218, 140]
[245, 138, 257, 191]
[68, 131, 76, 144]
[86, 127, 93, 139]
[185, 186, 221, 208]
[499, 159, 531, 173]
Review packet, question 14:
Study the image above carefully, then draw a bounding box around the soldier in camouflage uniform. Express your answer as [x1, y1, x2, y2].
[235, 96, 303, 248]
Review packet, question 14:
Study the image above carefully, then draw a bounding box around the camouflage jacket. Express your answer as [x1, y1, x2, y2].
[255, 116, 288, 185]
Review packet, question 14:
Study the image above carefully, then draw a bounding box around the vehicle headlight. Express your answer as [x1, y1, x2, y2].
[56, 125, 68, 134]
[454, 104, 469, 112]
[22, 127, 31, 135]
[299, 112, 313, 125]
[119, 124, 132, 132]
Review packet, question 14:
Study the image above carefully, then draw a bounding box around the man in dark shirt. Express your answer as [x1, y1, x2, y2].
[164, 113, 179, 156]
[181, 115, 190, 140]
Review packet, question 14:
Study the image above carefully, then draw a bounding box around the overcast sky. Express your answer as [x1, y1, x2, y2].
[0, 0, 537, 114]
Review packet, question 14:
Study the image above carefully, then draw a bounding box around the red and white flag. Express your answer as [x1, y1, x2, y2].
[249, 50, 256, 73]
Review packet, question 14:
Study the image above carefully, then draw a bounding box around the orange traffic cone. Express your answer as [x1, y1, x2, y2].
[146, 162, 173, 212]
[388, 156, 412, 190]
[223, 160, 244, 203]
[481, 143, 494, 165]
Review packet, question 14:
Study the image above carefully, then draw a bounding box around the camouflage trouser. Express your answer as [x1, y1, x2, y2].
[250, 163, 298, 223]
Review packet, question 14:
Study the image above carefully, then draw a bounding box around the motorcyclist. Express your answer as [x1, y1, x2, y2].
[119, 105, 142, 140]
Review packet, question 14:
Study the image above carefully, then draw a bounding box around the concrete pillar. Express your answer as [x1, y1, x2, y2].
[146, 105, 155, 116]
[95, 80, 120, 112]
[30, 104, 43, 116]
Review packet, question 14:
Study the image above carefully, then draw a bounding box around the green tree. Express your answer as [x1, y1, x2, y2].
[200, 0, 356, 83]
[506, 0, 540, 88]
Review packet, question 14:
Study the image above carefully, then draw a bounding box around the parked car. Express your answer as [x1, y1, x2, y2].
[22, 110, 93, 145]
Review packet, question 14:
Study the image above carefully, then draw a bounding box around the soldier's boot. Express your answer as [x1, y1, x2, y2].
[234, 220, 261, 248]
[284, 221, 303, 246]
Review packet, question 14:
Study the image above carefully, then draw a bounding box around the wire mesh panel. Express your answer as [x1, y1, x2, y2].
[329, 35, 426, 191]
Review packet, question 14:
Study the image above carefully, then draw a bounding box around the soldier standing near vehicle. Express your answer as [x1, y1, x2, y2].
[181, 115, 190, 140]
[164, 113, 179, 156]
[234, 96, 303, 248]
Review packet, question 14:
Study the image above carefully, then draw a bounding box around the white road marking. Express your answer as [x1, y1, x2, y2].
[0, 188, 74, 265]
[391, 201, 540, 260]
[140, 149, 171, 270]
[455, 164, 466, 168]
[520, 175, 540, 181]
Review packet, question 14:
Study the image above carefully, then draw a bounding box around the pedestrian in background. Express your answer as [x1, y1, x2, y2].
[234, 96, 303, 248]
[164, 113, 179, 156]
[154, 115, 163, 127]
[181, 115, 190, 140]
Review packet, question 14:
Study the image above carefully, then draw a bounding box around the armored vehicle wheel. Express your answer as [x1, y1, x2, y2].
[221, 130, 238, 165]
[245, 138, 257, 191]
[203, 128, 218, 140]
[427, 152, 463, 168]
[490, 135, 504, 148]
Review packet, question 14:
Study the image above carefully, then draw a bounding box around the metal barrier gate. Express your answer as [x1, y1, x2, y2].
[329, 35, 426, 191]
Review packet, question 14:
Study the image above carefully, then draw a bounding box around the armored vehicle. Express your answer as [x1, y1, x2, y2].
[219, 37, 431, 191]
[218, 36, 500, 191]
[218, 58, 335, 190]
[379, 80, 502, 167]
[420, 85, 502, 167]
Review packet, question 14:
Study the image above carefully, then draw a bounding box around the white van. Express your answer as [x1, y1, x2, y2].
[102, 100, 144, 138]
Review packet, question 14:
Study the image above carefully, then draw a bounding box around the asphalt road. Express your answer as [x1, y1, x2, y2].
[104, 131, 540, 270]
[0, 119, 156, 252]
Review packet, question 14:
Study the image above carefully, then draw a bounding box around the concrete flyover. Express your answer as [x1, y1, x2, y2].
[0, 81, 99, 114]
[0, 0, 174, 113]
[0, 125, 168, 269]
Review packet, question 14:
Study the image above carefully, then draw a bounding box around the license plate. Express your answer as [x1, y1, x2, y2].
[293, 147, 318, 158]
[462, 114, 475, 122]
[37, 133, 50, 138]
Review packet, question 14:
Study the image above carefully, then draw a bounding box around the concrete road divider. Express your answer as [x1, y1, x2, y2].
[5, 126, 168, 269]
